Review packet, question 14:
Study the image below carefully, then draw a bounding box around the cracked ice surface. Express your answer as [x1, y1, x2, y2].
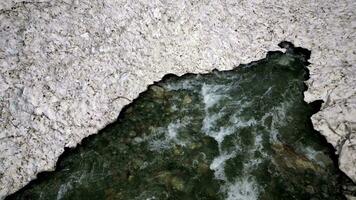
[0, 0, 355, 198]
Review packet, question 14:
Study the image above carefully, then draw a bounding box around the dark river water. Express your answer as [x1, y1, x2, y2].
[8, 45, 353, 199]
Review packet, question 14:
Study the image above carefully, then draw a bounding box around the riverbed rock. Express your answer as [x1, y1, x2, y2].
[0, 0, 355, 198]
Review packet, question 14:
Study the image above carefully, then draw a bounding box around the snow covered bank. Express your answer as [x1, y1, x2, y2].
[0, 0, 355, 198]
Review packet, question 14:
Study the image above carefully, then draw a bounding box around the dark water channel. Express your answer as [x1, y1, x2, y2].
[8, 43, 354, 200]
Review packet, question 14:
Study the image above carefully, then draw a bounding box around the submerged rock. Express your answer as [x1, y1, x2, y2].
[272, 143, 323, 173]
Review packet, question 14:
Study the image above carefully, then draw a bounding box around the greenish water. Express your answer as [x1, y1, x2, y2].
[9, 50, 350, 199]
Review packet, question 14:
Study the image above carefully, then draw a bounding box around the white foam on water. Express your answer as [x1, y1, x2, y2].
[201, 83, 227, 110]
[224, 177, 261, 200]
[303, 146, 319, 160]
[167, 122, 181, 140]
[199, 82, 266, 199]
[202, 112, 221, 133]
[202, 111, 257, 149]
[148, 119, 188, 151]
[134, 192, 158, 200]
[260, 100, 292, 143]
[262, 86, 273, 97]
[210, 151, 236, 181]
[261, 112, 273, 129]
[244, 134, 268, 168]
[56, 182, 72, 200]
[229, 115, 257, 128]
[200, 83, 239, 147]
[210, 127, 236, 147]
[254, 134, 263, 152]
[148, 138, 171, 151]
[166, 79, 195, 91]
[171, 104, 178, 111]
[270, 101, 291, 127]
[301, 146, 326, 167]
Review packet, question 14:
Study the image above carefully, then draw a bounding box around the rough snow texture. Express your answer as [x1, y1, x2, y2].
[0, 0, 355, 198]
